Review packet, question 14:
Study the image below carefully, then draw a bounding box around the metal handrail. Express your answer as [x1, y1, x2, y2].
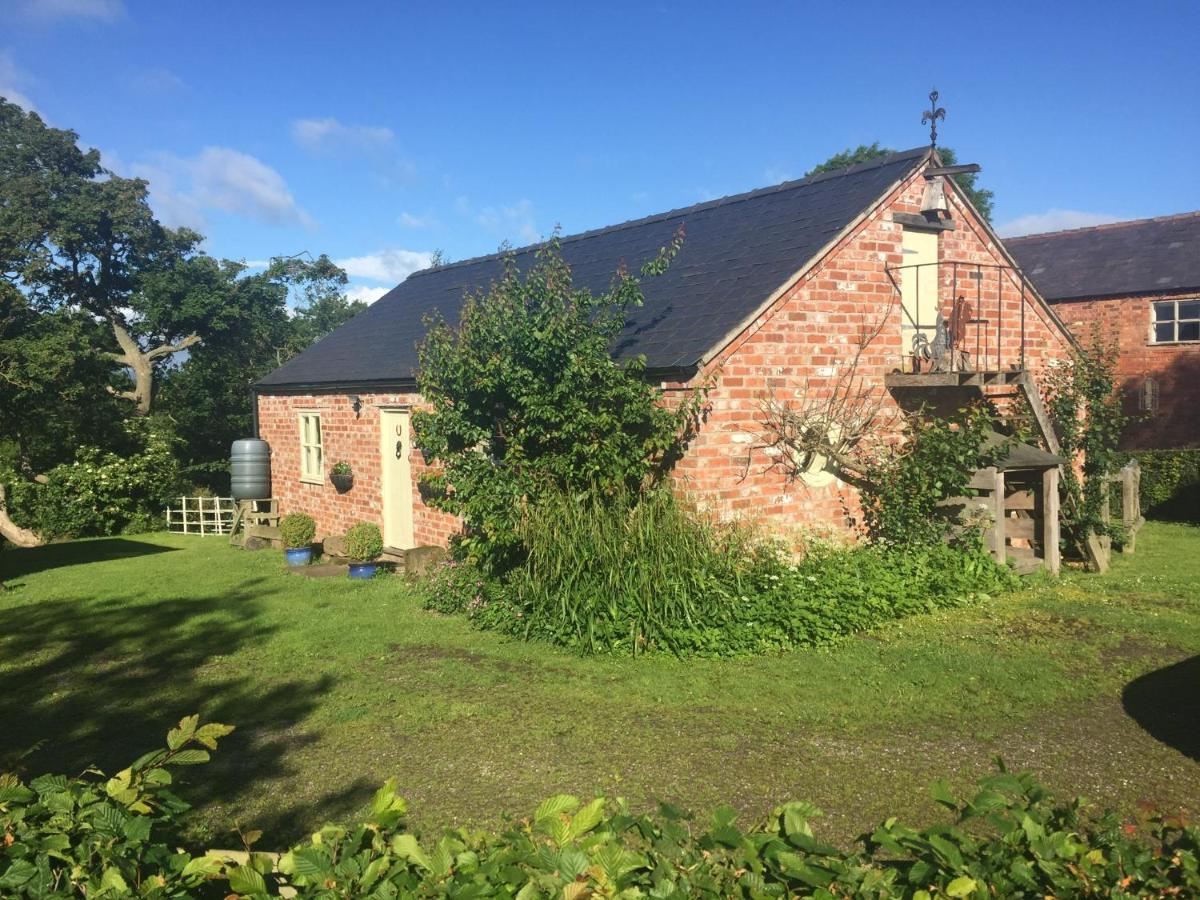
[884, 260, 1031, 373]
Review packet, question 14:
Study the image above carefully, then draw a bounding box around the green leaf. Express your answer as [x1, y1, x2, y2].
[167, 714, 199, 751]
[100, 866, 130, 894]
[0, 860, 37, 889]
[929, 779, 957, 809]
[946, 874, 977, 897]
[391, 833, 432, 871]
[535, 794, 579, 824]
[227, 863, 268, 896]
[166, 748, 210, 766]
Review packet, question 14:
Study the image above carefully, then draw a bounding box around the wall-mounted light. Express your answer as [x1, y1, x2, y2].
[348, 394, 362, 417]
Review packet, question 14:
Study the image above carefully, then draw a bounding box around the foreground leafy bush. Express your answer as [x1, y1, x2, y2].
[8, 419, 183, 539]
[426, 488, 1016, 657]
[4, 721, 1198, 898]
[0, 715, 233, 898]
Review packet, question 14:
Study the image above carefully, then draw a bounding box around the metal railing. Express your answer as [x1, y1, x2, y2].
[885, 261, 1032, 374]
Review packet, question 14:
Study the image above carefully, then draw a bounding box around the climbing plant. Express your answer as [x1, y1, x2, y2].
[1043, 332, 1128, 544]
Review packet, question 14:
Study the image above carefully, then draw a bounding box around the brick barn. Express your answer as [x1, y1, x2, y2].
[1006, 212, 1200, 449]
[254, 147, 1076, 554]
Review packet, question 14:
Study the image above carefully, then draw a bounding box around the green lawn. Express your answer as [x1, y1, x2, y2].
[1, 524, 1198, 850]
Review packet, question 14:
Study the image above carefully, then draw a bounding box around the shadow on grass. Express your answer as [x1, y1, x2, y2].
[0, 578, 336, 842]
[1122, 654, 1200, 761]
[0, 537, 177, 580]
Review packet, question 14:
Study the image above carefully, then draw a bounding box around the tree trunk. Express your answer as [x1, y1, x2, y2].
[105, 317, 200, 416]
[0, 483, 42, 548]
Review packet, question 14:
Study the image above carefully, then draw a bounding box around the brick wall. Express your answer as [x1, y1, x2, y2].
[667, 165, 1073, 537]
[257, 161, 1075, 547]
[1050, 292, 1200, 449]
[255, 392, 459, 547]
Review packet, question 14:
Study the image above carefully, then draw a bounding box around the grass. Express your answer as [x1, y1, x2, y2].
[1, 524, 1198, 850]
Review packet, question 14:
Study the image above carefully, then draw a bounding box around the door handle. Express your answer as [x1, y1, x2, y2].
[395, 439, 403, 459]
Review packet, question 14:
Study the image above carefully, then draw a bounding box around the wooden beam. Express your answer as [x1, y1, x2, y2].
[987, 467, 1006, 564]
[1016, 371, 1061, 455]
[1043, 466, 1061, 575]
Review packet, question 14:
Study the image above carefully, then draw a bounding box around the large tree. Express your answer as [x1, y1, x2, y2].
[156, 254, 360, 490]
[805, 143, 994, 222]
[2, 99, 232, 417]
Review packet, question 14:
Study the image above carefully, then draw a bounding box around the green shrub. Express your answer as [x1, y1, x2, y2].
[412, 234, 702, 573]
[7, 419, 184, 539]
[343, 521, 383, 561]
[420, 559, 498, 615]
[278, 512, 316, 548]
[1118, 449, 1200, 523]
[5, 721, 1199, 898]
[0, 715, 234, 899]
[859, 404, 1004, 547]
[451, 487, 1016, 657]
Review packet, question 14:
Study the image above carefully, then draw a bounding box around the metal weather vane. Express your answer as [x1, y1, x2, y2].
[921, 89, 946, 148]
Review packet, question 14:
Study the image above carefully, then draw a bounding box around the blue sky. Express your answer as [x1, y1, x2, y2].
[3, 0, 1198, 303]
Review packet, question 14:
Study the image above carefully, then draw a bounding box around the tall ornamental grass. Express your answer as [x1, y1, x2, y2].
[462, 487, 1016, 657]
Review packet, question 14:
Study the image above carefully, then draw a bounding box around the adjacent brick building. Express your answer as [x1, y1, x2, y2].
[256, 147, 1075, 550]
[1007, 212, 1200, 449]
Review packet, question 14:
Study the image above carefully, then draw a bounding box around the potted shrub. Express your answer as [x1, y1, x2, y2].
[279, 512, 317, 566]
[343, 521, 383, 579]
[329, 460, 353, 493]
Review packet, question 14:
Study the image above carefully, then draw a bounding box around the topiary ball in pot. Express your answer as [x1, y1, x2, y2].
[343, 521, 383, 579]
[279, 512, 317, 566]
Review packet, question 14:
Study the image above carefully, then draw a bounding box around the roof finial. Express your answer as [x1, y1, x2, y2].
[921, 89, 946, 148]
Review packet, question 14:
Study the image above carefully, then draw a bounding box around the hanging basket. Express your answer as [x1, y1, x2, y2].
[330, 471, 353, 493]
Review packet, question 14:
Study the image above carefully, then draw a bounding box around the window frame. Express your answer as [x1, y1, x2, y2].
[297, 411, 324, 484]
[1150, 298, 1200, 345]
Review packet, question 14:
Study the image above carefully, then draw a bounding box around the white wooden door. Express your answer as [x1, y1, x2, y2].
[379, 409, 415, 549]
[900, 228, 939, 368]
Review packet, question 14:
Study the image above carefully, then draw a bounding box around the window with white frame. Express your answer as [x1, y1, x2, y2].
[1152, 298, 1200, 344]
[298, 413, 323, 482]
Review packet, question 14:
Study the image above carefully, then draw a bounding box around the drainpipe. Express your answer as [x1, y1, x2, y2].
[250, 387, 260, 439]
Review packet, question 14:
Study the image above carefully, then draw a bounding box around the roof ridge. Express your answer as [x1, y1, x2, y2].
[407, 146, 931, 279]
[1006, 209, 1200, 242]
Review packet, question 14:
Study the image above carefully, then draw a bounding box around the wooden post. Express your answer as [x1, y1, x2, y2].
[1042, 466, 1061, 575]
[987, 467, 1006, 564]
[1121, 460, 1143, 554]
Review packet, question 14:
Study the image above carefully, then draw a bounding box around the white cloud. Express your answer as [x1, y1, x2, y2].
[346, 284, 390, 304]
[336, 248, 433, 283]
[131, 147, 313, 230]
[474, 198, 538, 244]
[13, 0, 124, 22]
[0, 50, 37, 112]
[997, 208, 1121, 237]
[291, 117, 394, 155]
[398, 211, 437, 228]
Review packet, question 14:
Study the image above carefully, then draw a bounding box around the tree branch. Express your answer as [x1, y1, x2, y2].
[145, 333, 201, 360]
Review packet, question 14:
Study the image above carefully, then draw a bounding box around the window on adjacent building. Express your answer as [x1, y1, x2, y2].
[298, 413, 323, 483]
[1152, 299, 1200, 343]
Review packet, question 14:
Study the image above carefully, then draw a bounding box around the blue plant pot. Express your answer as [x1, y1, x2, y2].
[285, 547, 312, 567]
[348, 562, 377, 580]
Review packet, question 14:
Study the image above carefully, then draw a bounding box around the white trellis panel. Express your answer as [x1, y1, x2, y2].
[166, 496, 237, 536]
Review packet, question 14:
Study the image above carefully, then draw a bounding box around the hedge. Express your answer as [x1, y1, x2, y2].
[2, 717, 1198, 898]
[1118, 448, 1200, 523]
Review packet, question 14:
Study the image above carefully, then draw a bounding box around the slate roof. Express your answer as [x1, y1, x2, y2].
[257, 147, 929, 389]
[1006, 211, 1200, 303]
